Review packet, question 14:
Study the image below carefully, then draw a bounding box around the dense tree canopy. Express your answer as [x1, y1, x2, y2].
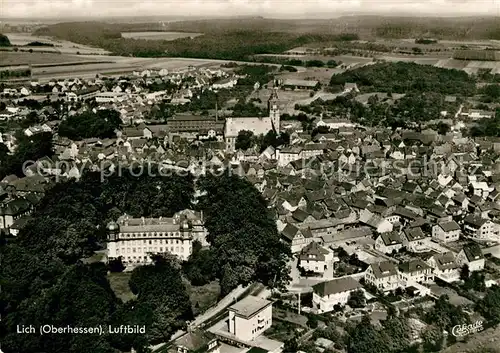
[58, 109, 121, 140]
[129, 255, 193, 342]
[330, 62, 476, 96]
[195, 172, 292, 295]
[476, 285, 500, 324]
[1, 168, 196, 353]
[235, 130, 255, 150]
[470, 109, 500, 137]
[0, 33, 11, 46]
[0, 131, 53, 179]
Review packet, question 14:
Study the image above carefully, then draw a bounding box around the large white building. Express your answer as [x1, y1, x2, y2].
[224, 89, 280, 151]
[312, 277, 363, 313]
[228, 295, 273, 342]
[106, 209, 207, 265]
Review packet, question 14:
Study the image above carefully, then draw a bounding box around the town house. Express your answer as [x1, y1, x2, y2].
[312, 277, 364, 313]
[364, 261, 400, 292]
[425, 252, 460, 283]
[456, 244, 485, 272]
[432, 220, 461, 243]
[398, 259, 434, 286]
[402, 227, 428, 253]
[228, 296, 273, 342]
[374, 231, 403, 254]
[298, 241, 334, 275]
[463, 215, 499, 241]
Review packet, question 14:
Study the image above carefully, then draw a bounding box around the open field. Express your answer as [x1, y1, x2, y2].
[0, 51, 104, 66]
[3, 32, 110, 55]
[185, 280, 221, 316]
[2, 53, 276, 82]
[121, 31, 203, 41]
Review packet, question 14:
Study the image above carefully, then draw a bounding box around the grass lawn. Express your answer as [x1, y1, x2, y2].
[107, 272, 136, 303]
[185, 280, 221, 316]
[264, 320, 303, 342]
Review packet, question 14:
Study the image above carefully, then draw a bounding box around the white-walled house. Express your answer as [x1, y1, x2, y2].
[432, 221, 461, 243]
[426, 252, 460, 283]
[312, 277, 363, 313]
[456, 244, 485, 272]
[398, 259, 434, 286]
[364, 261, 400, 292]
[281, 223, 313, 253]
[298, 241, 335, 274]
[402, 227, 428, 253]
[227, 295, 272, 342]
[374, 232, 403, 254]
[463, 215, 500, 241]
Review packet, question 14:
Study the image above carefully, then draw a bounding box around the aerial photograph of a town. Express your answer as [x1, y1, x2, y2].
[1, 1, 500, 353]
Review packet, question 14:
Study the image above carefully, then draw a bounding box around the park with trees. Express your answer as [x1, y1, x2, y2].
[0, 165, 291, 352]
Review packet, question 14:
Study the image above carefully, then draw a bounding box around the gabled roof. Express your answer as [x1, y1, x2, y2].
[292, 208, 310, 222]
[437, 220, 460, 232]
[463, 244, 484, 262]
[380, 231, 402, 246]
[464, 214, 489, 228]
[299, 241, 329, 261]
[398, 259, 431, 273]
[433, 252, 458, 271]
[313, 277, 361, 297]
[370, 261, 398, 278]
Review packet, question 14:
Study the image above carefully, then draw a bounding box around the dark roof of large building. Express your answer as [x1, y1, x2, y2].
[313, 277, 361, 297]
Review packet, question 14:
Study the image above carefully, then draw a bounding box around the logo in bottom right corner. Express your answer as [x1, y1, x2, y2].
[451, 320, 484, 337]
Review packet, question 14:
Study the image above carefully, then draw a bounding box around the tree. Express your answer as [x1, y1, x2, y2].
[196, 172, 291, 294]
[20, 111, 42, 128]
[476, 285, 500, 324]
[326, 60, 338, 68]
[347, 289, 366, 308]
[108, 256, 125, 272]
[283, 337, 299, 353]
[0, 33, 10, 47]
[436, 122, 450, 135]
[460, 264, 470, 281]
[347, 316, 389, 353]
[259, 130, 290, 152]
[421, 325, 444, 352]
[425, 295, 470, 331]
[235, 130, 254, 150]
[0, 132, 53, 179]
[307, 315, 319, 328]
[381, 316, 411, 352]
[129, 255, 193, 342]
[0, 142, 9, 163]
[58, 109, 121, 140]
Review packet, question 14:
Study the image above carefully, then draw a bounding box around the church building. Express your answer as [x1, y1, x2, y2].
[224, 88, 280, 151]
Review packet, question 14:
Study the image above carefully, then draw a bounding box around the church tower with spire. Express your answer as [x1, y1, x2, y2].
[268, 87, 280, 133]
